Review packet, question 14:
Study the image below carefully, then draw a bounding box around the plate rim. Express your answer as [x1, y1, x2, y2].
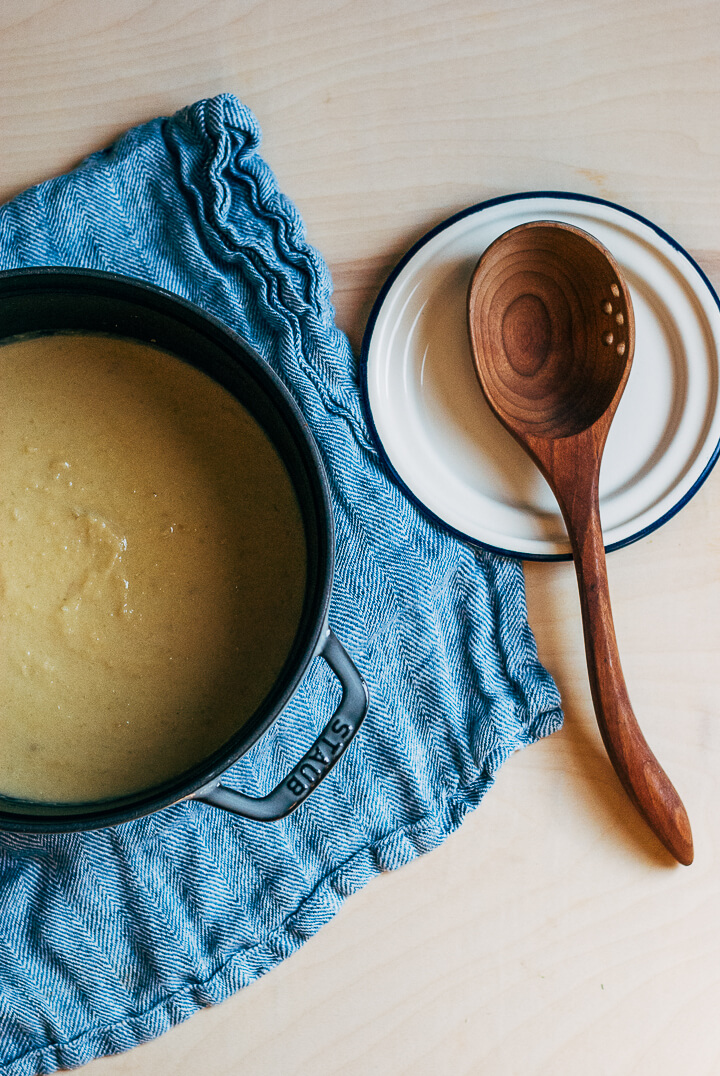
[358, 189, 720, 561]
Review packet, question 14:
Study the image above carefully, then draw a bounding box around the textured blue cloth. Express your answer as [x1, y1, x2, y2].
[0, 95, 563, 1075]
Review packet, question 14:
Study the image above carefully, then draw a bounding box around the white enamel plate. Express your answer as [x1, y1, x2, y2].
[360, 193, 720, 559]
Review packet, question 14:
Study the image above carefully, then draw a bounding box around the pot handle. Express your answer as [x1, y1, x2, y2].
[194, 628, 368, 821]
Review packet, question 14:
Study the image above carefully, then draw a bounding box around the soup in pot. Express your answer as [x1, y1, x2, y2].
[0, 333, 307, 803]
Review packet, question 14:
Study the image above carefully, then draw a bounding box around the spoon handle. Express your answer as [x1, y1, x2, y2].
[562, 476, 694, 866]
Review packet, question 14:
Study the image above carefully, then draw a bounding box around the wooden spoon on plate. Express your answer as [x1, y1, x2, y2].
[467, 220, 693, 865]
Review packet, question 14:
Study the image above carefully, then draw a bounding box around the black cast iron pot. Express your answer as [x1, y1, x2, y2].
[0, 268, 368, 833]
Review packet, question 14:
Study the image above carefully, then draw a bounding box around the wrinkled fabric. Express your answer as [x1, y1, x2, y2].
[0, 96, 562, 1075]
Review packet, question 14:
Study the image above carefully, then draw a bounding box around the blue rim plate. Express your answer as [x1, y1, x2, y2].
[359, 191, 720, 560]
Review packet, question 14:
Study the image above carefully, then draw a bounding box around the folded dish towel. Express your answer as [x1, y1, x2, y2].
[0, 95, 562, 1075]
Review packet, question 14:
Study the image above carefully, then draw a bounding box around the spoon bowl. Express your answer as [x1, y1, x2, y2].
[470, 221, 632, 440]
[468, 221, 693, 866]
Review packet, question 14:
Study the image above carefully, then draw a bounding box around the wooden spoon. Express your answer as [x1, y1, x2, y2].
[467, 220, 693, 865]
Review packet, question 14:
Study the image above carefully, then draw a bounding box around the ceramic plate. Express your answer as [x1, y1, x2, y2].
[360, 192, 720, 559]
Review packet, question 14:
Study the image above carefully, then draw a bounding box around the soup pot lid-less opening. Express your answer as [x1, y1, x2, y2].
[0, 268, 368, 833]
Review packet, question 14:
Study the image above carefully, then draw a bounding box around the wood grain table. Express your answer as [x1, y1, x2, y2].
[2, 1, 720, 1073]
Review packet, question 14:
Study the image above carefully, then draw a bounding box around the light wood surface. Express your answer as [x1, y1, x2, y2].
[2, 1, 720, 1073]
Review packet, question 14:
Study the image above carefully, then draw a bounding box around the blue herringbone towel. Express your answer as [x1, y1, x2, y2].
[0, 96, 562, 1075]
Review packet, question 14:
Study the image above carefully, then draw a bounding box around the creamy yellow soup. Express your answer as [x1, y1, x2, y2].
[0, 333, 307, 803]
